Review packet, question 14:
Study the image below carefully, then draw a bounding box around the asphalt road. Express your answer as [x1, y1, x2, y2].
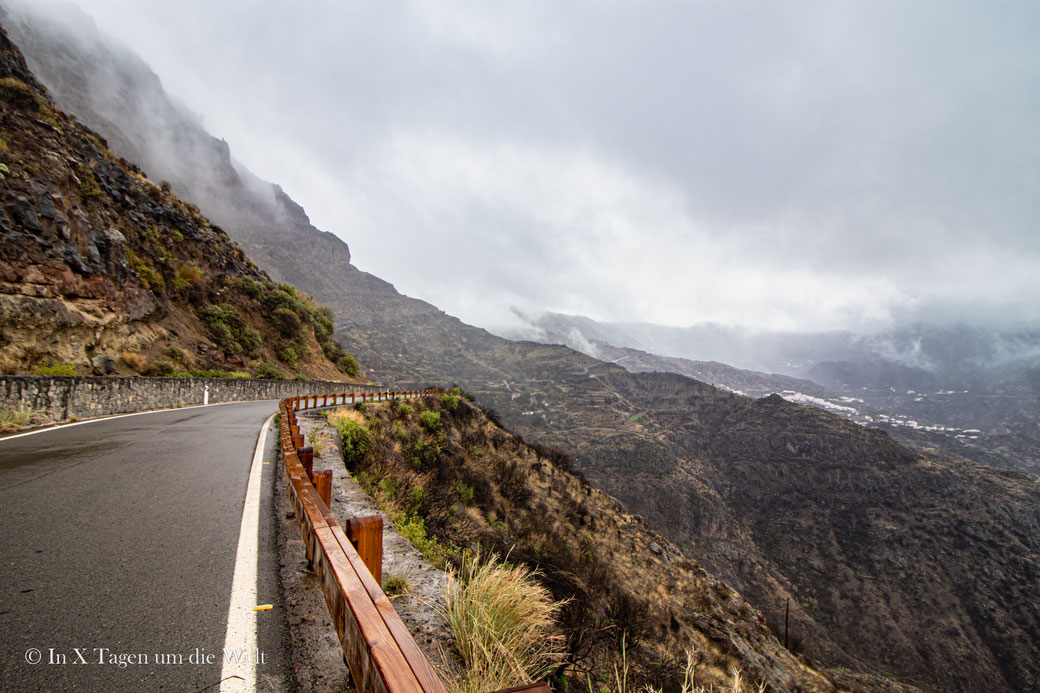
[0, 402, 288, 692]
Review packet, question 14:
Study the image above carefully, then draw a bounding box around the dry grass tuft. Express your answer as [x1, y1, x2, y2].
[439, 554, 564, 693]
[325, 406, 366, 427]
[0, 406, 51, 434]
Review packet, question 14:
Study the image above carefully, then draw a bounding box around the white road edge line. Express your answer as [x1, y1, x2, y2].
[219, 412, 275, 693]
[0, 399, 280, 442]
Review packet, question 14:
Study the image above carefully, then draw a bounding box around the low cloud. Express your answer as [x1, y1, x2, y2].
[25, 0, 1040, 332]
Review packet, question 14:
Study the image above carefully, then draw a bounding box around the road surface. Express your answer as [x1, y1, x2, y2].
[0, 402, 289, 692]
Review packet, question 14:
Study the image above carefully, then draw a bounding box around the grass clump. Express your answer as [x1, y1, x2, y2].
[383, 572, 412, 596]
[440, 554, 563, 693]
[308, 430, 334, 457]
[33, 361, 77, 376]
[125, 248, 164, 292]
[172, 264, 203, 290]
[0, 406, 51, 434]
[121, 351, 147, 373]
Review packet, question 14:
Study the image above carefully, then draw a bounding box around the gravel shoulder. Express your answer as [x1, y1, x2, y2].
[275, 410, 457, 691]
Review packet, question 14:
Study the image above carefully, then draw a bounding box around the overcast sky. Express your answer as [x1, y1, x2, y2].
[32, 0, 1040, 332]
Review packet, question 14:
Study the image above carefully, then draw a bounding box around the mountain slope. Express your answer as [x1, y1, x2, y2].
[337, 394, 910, 693]
[0, 22, 354, 381]
[8, 7, 1040, 691]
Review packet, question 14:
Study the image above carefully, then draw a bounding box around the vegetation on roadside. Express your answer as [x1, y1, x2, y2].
[317, 393, 792, 693]
[0, 405, 52, 434]
[439, 554, 564, 693]
[32, 361, 77, 376]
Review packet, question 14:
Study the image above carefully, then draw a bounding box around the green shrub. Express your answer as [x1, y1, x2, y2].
[151, 359, 175, 376]
[293, 374, 308, 382]
[392, 511, 450, 568]
[197, 303, 261, 355]
[321, 340, 344, 361]
[255, 362, 284, 380]
[408, 486, 429, 512]
[311, 305, 335, 343]
[75, 163, 101, 198]
[261, 287, 307, 317]
[164, 345, 186, 362]
[379, 477, 398, 499]
[419, 410, 442, 434]
[238, 327, 262, 354]
[126, 248, 164, 292]
[183, 369, 250, 379]
[339, 352, 360, 376]
[239, 277, 264, 300]
[439, 393, 459, 412]
[271, 307, 304, 339]
[398, 402, 414, 416]
[337, 418, 372, 466]
[33, 361, 76, 376]
[406, 439, 440, 469]
[276, 343, 306, 369]
[453, 480, 475, 505]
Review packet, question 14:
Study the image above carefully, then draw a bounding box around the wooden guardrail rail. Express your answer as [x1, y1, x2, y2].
[278, 390, 551, 693]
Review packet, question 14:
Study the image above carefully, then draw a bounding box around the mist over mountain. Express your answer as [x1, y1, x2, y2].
[6, 4, 1040, 691]
[10, 0, 1040, 334]
[514, 312, 1040, 477]
[514, 312, 1040, 381]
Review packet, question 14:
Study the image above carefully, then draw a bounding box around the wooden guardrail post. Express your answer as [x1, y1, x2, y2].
[346, 515, 383, 587]
[314, 469, 332, 508]
[298, 445, 314, 481]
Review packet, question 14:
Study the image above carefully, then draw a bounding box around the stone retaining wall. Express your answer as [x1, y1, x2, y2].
[0, 375, 371, 421]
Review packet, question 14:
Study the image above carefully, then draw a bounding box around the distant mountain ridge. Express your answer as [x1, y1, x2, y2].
[7, 5, 1040, 691]
[515, 311, 1040, 474]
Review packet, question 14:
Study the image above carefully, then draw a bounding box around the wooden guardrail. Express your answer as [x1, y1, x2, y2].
[278, 390, 551, 693]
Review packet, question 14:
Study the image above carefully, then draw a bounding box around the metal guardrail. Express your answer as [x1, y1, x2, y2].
[278, 390, 551, 693]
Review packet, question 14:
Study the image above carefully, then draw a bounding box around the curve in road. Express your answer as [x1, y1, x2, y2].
[0, 401, 285, 692]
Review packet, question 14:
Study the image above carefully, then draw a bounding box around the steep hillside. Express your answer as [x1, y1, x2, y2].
[539, 372, 1040, 692]
[331, 394, 913, 693]
[9, 8, 1040, 691]
[0, 24, 358, 381]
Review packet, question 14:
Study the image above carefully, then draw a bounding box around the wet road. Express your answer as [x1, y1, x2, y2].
[0, 402, 286, 692]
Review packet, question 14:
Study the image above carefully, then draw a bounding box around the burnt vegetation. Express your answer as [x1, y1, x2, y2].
[337, 392, 842, 693]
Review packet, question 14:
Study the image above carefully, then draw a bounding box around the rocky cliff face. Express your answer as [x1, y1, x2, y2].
[8, 7, 1039, 691]
[0, 23, 353, 381]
